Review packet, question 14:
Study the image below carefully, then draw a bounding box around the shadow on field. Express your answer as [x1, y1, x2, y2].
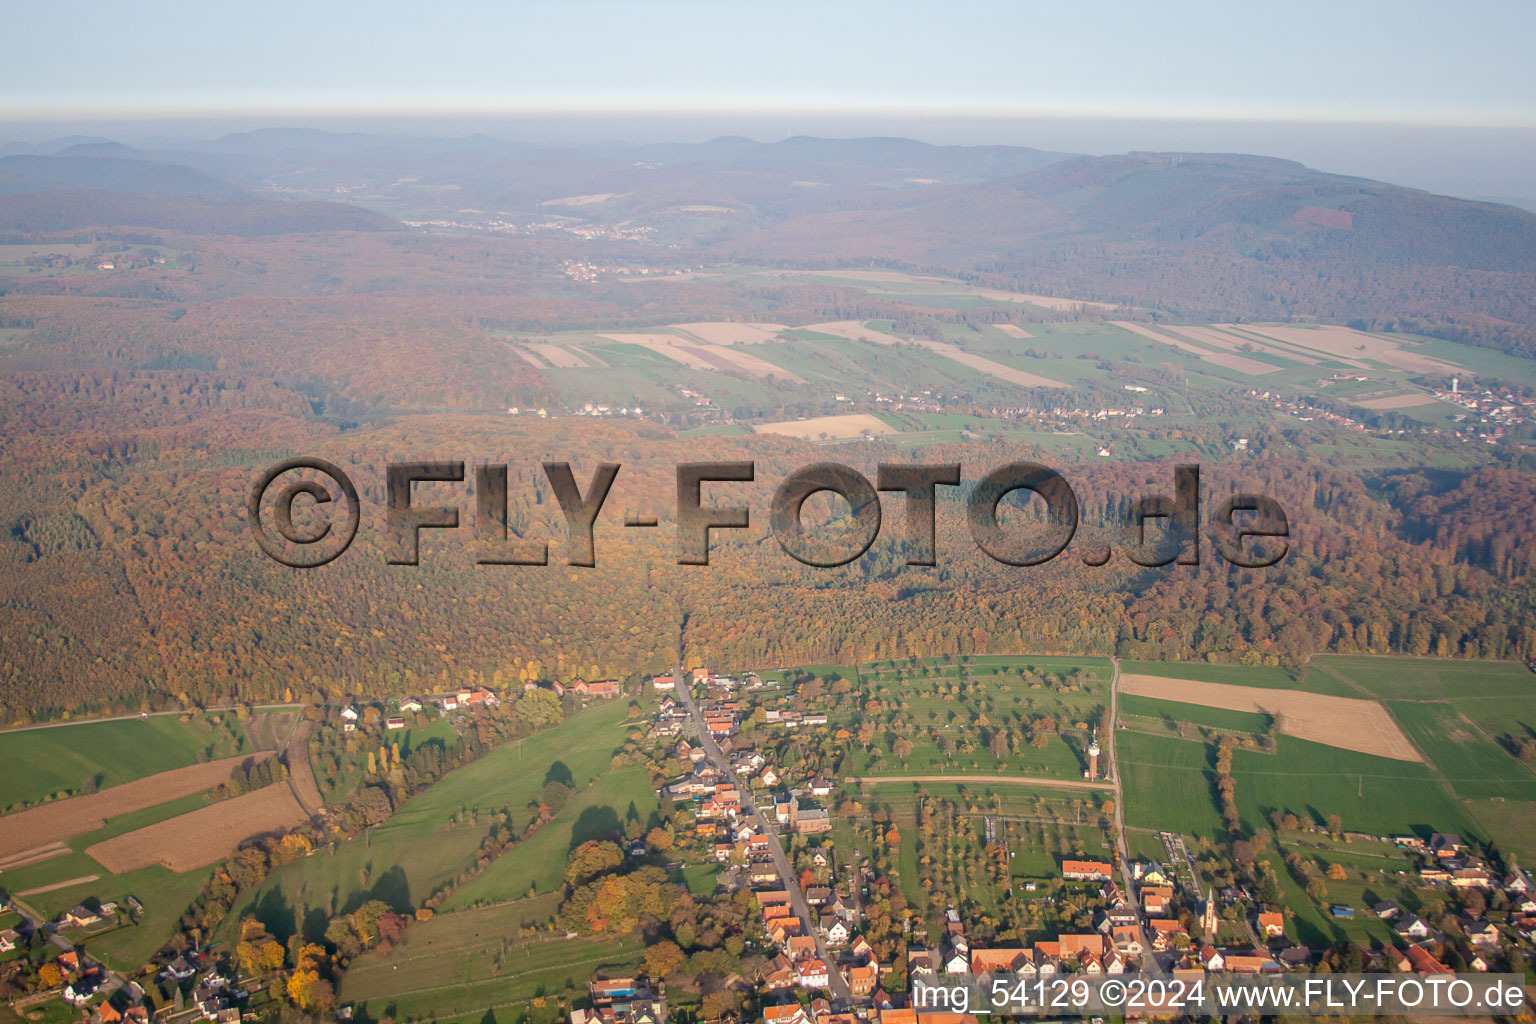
[570, 804, 621, 847]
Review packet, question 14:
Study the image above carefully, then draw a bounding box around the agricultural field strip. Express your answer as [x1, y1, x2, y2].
[597, 330, 804, 381]
[0, 752, 274, 859]
[1353, 393, 1441, 409]
[670, 321, 790, 344]
[1117, 674, 1422, 761]
[1164, 324, 1317, 365]
[1238, 324, 1465, 376]
[520, 343, 601, 369]
[86, 781, 309, 873]
[906, 340, 1068, 389]
[1109, 321, 1280, 376]
[755, 413, 895, 439]
[0, 840, 71, 871]
[785, 270, 1121, 311]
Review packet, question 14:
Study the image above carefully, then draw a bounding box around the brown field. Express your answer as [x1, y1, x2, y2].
[0, 752, 275, 860]
[995, 324, 1034, 339]
[1163, 324, 1318, 366]
[1118, 674, 1423, 762]
[1353, 393, 1442, 410]
[86, 782, 310, 873]
[538, 193, 621, 207]
[802, 320, 907, 345]
[756, 413, 895, 440]
[1233, 324, 1463, 375]
[914, 341, 1068, 388]
[1111, 322, 1282, 376]
[785, 319, 1063, 386]
[599, 332, 802, 381]
[522, 343, 601, 369]
[671, 321, 789, 344]
[967, 287, 1120, 312]
[0, 840, 70, 871]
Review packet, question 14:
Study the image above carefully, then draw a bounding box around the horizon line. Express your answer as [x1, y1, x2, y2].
[4, 101, 1534, 133]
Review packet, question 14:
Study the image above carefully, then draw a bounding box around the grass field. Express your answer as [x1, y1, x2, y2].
[1468, 799, 1536, 861]
[1117, 728, 1479, 841]
[1119, 660, 1337, 694]
[340, 896, 641, 1024]
[1116, 731, 1225, 838]
[1312, 656, 1536, 701]
[0, 714, 250, 810]
[222, 701, 634, 945]
[1119, 693, 1272, 735]
[1232, 736, 1477, 838]
[442, 766, 656, 910]
[1386, 700, 1536, 800]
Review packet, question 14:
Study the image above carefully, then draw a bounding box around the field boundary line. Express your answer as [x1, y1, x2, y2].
[844, 774, 1111, 791]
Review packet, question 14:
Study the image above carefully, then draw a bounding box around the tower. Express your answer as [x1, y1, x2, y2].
[1202, 887, 1218, 938]
[1087, 739, 1101, 780]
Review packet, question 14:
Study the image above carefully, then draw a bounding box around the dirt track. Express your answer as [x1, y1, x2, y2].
[16, 874, 98, 896]
[285, 719, 323, 813]
[0, 752, 275, 860]
[1118, 674, 1423, 762]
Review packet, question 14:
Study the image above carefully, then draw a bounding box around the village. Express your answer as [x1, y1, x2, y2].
[4, 662, 1536, 1024]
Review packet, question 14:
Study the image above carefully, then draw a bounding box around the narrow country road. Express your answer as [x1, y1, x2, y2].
[673, 657, 854, 1004]
[1106, 656, 1153, 969]
[0, 702, 302, 735]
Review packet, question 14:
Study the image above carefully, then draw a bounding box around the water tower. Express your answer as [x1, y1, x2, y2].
[1087, 739, 1101, 780]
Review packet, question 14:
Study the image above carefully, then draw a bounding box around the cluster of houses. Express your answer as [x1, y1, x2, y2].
[571, 976, 668, 1024]
[1398, 832, 1504, 889]
[161, 953, 240, 1023]
[754, 873, 881, 1005]
[337, 677, 633, 734]
[1367, 832, 1536, 972]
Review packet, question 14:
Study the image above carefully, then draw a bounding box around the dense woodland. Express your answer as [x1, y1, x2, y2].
[1, 389, 1533, 721]
[0, 143, 1534, 721]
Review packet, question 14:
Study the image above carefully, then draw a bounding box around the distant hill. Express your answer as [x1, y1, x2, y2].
[0, 189, 401, 235]
[717, 151, 1536, 356]
[0, 131, 1531, 353]
[0, 154, 249, 197]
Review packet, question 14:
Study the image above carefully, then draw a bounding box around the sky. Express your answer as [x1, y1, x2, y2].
[6, 0, 1533, 125]
[4, 0, 1535, 205]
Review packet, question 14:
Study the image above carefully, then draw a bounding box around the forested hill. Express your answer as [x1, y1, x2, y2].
[720, 151, 1536, 357]
[0, 190, 402, 235]
[0, 152, 402, 235]
[1, 134, 1533, 354]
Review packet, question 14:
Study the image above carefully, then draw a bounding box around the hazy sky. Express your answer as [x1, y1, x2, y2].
[6, 0, 1534, 124]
